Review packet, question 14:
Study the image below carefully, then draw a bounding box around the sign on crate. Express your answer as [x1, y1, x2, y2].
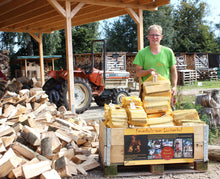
[124, 127, 194, 166]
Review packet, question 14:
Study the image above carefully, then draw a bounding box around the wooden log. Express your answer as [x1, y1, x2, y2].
[41, 131, 61, 153]
[40, 169, 61, 179]
[208, 145, 220, 161]
[55, 156, 72, 177]
[22, 160, 51, 178]
[12, 142, 50, 162]
[22, 125, 41, 146]
[1, 134, 16, 148]
[79, 157, 100, 171]
[9, 158, 39, 178]
[56, 148, 74, 160]
[0, 138, 6, 153]
[41, 137, 52, 158]
[0, 148, 22, 177]
[72, 154, 88, 164]
[0, 126, 15, 138]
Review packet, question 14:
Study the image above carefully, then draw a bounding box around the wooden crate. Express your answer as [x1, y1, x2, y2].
[99, 120, 208, 177]
[178, 70, 198, 85]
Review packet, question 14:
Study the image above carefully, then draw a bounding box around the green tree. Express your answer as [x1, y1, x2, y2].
[55, 22, 100, 69]
[103, 5, 174, 52]
[173, 0, 219, 52]
[103, 15, 137, 52]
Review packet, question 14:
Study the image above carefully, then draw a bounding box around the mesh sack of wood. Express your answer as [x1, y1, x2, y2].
[142, 75, 171, 96]
[126, 106, 147, 126]
[104, 104, 110, 126]
[173, 109, 204, 126]
[122, 96, 142, 108]
[146, 113, 174, 127]
[142, 75, 172, 114]
[107, 105, 128, 128]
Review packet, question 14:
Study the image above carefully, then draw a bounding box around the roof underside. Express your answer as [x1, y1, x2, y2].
[0, 0, 170, 33]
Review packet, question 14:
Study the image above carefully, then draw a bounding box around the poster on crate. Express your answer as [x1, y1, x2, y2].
[124, 127, 194, 165]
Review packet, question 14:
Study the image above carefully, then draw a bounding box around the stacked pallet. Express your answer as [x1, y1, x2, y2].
[178, 70, 197, 85]
[0, 88, 99, 178]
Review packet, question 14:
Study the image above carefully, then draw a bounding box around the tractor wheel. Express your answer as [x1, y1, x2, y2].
[57, 79, 69, 110]
[94, 96, 111, 107]
[74, 77, 92, 114]
[112, 89, 129, 105]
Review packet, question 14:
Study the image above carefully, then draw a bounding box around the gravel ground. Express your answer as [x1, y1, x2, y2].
[76, 89, 220, 179]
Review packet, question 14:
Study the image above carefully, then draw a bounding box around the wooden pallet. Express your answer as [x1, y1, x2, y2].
[178, 70, 197, 85]
[103, 160, 208, 177]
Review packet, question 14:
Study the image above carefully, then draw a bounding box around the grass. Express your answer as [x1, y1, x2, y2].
[179, 80, 220, 90]
[176, 80, 220, 104]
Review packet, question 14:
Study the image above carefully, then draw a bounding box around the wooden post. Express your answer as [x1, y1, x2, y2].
[127, 8, 144, 93]
[29, 31, 45, 86]
[24, 59, 27, 77]
[137, 9, 143, 91]
[65, 0, 75, 113]
[39, 32, 45, 86]
[137, 9, 144, 51]
[52, 59, 55, 70]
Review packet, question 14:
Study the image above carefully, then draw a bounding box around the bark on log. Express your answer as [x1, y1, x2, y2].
[208, 145, 220, 162]
[41, 137, 52, 157]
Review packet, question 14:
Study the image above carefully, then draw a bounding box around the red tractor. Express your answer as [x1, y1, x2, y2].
[43, 40, 130, 113]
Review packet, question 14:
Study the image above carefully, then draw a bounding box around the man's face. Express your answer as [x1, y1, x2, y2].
[147, 29, 163, 45]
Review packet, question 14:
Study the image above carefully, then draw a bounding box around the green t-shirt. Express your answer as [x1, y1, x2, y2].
[133, 46, 176, 83]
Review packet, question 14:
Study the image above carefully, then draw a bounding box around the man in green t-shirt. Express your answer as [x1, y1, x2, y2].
[133, 24, 177, 98]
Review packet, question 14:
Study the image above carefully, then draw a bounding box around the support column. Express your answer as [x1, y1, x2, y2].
[39, 32, 45, 86]
[65, 0, 75, 113]
[24, 59, 27, 77]
[127, 8, 144, 91]
[29, 31, 45, 86]
[137, 9, 144, 51]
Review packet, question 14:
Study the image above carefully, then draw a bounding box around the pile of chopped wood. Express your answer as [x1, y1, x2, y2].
[0, 87, 100, 178]
[0, 50, 10, 79]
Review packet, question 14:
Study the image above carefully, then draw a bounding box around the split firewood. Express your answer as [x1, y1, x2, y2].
[8, 157, 39, 178]
[0, 86, 100, 178]
[40, 169, 61, 179]
[22, 125, 41, 146]
[0, 148, 23, 177]
[22, 160, 51, 178]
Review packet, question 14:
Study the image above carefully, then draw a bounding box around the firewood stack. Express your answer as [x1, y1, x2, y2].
[0, 87, 100, 178]
[0, 50, 10, 79]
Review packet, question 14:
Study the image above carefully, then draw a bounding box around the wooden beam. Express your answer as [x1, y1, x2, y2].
[65, 0, 75, 113]
[69, 0, 157, 10]
[71, 2, 85, 18]
[41, 8, 126, 33]
[126, 8, 140, 24]
[39, 32, 45, 86]
[47, 0, 66, 18]
[29, 32, 40, 43]
[25, 59, 27, 78]
[137, 9, 144, 50]
[0, 0, 32, 16]
[0, 6, 55, 29]
[0, 0, 48, 23]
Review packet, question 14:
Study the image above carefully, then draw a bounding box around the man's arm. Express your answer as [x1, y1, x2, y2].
[170, 64, 178, 96]
[136, 65, 156, 77]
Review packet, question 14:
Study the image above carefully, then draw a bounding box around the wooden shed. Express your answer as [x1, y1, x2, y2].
[15, 55, 62, 80]
[0, 0, 170, 112]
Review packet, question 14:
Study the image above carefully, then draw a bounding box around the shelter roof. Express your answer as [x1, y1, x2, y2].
[0, 0, 170, 33]
[16, 55, 62, 61]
